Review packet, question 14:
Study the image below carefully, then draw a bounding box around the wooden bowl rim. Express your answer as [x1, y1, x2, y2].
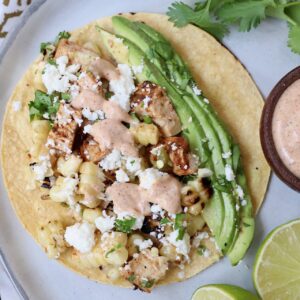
[260, 66, 300, 192]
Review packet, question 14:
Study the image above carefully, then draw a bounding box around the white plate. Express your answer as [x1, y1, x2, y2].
[0, 1, 300, 299]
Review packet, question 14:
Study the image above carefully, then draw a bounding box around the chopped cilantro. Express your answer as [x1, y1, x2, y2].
[213, 175, 232, 193]
[47, 58, 57, 66]
[160, 218, 170, 225]
[143, 115, 153, 124]
[197, 245, 207, 256]
[55, 31, 71, 43]
[115, 217, 136, 233]
[127, 274, 136, 283]
[181, 174, 198, 184]
[141, 279, 155, 289]
[61, 93, 71, 101]
[28, 90, 60, 122]
[130, 160, 136, 165]
[105, 243, 123, 258]
[174, 213, 185, 241]
[105, 91, 114, 100]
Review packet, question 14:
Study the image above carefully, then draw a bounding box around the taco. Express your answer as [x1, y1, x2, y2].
[1, 13, 269, 292]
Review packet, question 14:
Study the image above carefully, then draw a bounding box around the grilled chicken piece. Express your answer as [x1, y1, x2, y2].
[130, 81, 181, 137]
[162, 137, 198, 176]
[121, 249, 168, 292]
[47, 104, 82, 155]
[79, 136, 108, 163]
[55, 39, 98, 68]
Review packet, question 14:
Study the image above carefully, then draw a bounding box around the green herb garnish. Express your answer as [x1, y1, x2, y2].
[174, 213, 186, 241]
[181, 174, 198, 184]
[167, 0, 300, 54]
[105, 91, 114, 99]
[213, 175, 232, 193]
[105, 243, 123, 258]
[141, 279, 155, 289]
[55, 31, 71, 43]
[47, 58, 57, 66]
[197, 245, 207, 256]
[115, 217, 136, 233]
[160, 218, 170, 225]
[28, 90, 59, 122]
[143, 115, 153, 124]
[61, 93, 71, 101]
[127, 274, 136, 283]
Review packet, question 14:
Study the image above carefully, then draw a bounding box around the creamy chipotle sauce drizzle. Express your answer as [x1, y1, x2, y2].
[106, 176, 182, 216]
[272, 79, 300, 177]
[90, 119, 138, 157]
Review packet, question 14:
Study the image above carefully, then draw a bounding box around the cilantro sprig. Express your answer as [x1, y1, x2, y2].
[40, 30, 71, 56]
[28, 90, 60, 122]
[105, 243, 123, 258]
[174, 213, 186, 240]
[167, 0, 300, 54]
[115, 217, 136, 233]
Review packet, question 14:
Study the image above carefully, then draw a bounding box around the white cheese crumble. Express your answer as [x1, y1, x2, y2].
[32, 156, 52, 181]
[125, 156, 142, 175]
[222, 151, 232, 159]
[134, 239, 153, 251]
[203, 98, 210, 104]
[177, 271, 185, 279]
[198, 168, 213, 178]
[236, 185, 244, 199]
[241, 199, 247, 206]
[150, 145, 164, 156]
[42, 56, 80, 94]
[142, 96, 151, 109]
[150, 204, 163, 214]
[64, 222, 95, 253]
[83, 124, 92, 134]
[192, 85, 202, 96]
[132, 61, 144, 75]
[225, 164, 235, 181]
[82, 107, 105, 121]
[138, 168, 166, 189]
[192, 232, 209, 248]
[117, 212, 145, 230]
[109, 64, 135, 112]
[95, 215, 116, 233]
[115, 169, 130, 183]
[99, 149, 122, 171]
[12, 101, 21, 111]
[167, 230, 191, 258]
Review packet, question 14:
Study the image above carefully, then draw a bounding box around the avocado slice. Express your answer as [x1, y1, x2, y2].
[110, 17, 240, 253]
[99, 24, 253, 258]
[110, 17, 255, 260]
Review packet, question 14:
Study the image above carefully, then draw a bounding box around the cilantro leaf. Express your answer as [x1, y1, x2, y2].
[288, 23, 300, 54]
[217, 0, 275, 32]
[141, 279, 155, 289]
[115, 217, 136, 233]
[174, 213, 186, 240]
[213, 175, 232, 193]
[127, 274, 136, 283]
[197, 245, 207, 256]
[160, 217, 170, 225]
[28, 90, 60, 122]
[167, 1, 229, 40]
[143, 115, 153, 124]
[55, 31, 71, 44]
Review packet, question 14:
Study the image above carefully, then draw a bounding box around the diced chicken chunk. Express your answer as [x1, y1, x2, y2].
[47, 104, 82, 155]
[121, 249, 168, 292]
[55, 39, 99, 69]
[80, 136, 108, 163]
[130, 81, 181, 137]
[155, 137, 198, 176]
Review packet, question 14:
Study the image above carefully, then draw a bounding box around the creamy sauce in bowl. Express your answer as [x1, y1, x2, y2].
[272, 79, 300, 177]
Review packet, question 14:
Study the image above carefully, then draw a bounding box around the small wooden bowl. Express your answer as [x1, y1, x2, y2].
[260, 66, 300, 192]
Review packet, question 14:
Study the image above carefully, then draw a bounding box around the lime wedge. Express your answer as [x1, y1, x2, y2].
[191, 284, 259, 300]
[253, 219, 300, 299]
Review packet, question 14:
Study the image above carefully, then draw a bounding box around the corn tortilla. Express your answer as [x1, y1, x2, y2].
[0, 13, 270, 287]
